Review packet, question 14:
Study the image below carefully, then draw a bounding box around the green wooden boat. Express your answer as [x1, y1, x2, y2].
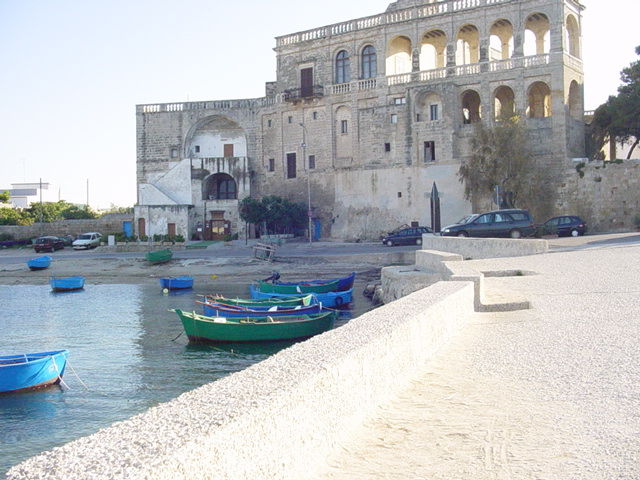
[203, 294, 315, 308]
[145, 248, 173, 264]
[257, 278, 340, 294]
[172, 309, 337, 343]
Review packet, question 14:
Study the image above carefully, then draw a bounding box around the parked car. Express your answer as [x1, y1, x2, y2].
[72, 232, 102, 250]
[540, 216, 587, 237]
[382, 226, 433, 246]
[57, 235, 75, 246]
[33, 236, 64, 253]
[441, 209, 535, 238]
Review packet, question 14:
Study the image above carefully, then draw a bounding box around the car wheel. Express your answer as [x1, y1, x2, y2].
[510, 229, 522, 239]
[457, 232, 468, 238]
[571, 229, 579, 237]
[386, 240, 393, 247]
[415, 238, 422, 246]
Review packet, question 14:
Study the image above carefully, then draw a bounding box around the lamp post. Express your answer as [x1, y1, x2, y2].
[299, 123, 312, 244]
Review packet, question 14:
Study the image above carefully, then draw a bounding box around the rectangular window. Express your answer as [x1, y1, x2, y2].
[286, 153, 297, 179]
[340, 120, 348, 134]
[267, 119, 272, 127]
[313, 111, 318, 120]
[308, 155, 316, 169]
[391, 114, 398, 124]
[170, 147, 178, 158]
[288, 116, 293, 124]
[430, 104, 439, 121]
[195, 145, 200, 153]
[416, 114, 421, 122]
[424, 141, 436, 162]
[394, 97, 406, 105]
[268, 158, 275, 172]
[384, 143, 391, 152]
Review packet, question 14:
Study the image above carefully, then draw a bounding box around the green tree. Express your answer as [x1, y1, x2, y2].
[61, 203, 98, 219]
[240, 196, 306, 235]
[0, 191, 9, 203]
[0, 207, 33, 225]
[592, 46, 640, 159]
[239, 197, 266, 225]
[26, 202, 64, 223]
[458, 115, 556, 220]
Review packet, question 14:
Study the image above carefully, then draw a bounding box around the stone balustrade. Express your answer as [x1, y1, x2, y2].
[276, 0, 513, 48]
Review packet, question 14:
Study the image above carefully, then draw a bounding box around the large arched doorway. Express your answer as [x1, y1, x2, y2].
[461, 90, 482, 124]
[494, 86, 515, 120]
[203, 173, 237, 200]
[527, 81, 552, 118]
[386, 36, 412, 75]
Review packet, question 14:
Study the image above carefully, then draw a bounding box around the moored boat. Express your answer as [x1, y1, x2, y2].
[203, 294, 315, 309]
[50, 276, 85, 292]
[0, 350, 69, 394]
[159, 276, 194, 290]
[146, 249, 173, 264]
[173, 309, 337, 343]
[198, 300, 323, 318]
[273, 272, 355, 292]
[27, 256, 52, 271]
[257, 278, 340, 294]
[249, 285, 353, 308]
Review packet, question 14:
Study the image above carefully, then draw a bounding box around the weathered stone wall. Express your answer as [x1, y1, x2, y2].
[0, 214, 133, 240]
[558, 160, 640, 232]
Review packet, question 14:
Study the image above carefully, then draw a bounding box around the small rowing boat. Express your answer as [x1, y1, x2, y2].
[27, 256, 52, 271]
[50, 276, 85, 292]
[0, 350, 69, 394]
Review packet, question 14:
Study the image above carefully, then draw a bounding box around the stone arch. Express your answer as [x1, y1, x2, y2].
[494, 86, 515, 120]
[185, 116, 246, 158]
[489, 19, 514, 61]
[416, 91, 443, 122]
[456, 24, 480, 65]
[527, 81, 552, 118]
[524, 12, 550, 56]
[420, 29, 447, 70]
[565, 14, 580, 58]
[568, 80, 583, 120]
[461, 90, 482, 124]
[203, 172, 237, 201]
[386, 36, 412, 75]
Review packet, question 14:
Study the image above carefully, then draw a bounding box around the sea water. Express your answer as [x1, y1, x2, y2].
[0, 278, 376, 475]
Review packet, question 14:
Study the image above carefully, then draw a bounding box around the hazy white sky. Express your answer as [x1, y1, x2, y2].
[0, 0, 636, 208]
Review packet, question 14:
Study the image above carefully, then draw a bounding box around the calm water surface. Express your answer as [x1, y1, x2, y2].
[0, 277, 376, 475]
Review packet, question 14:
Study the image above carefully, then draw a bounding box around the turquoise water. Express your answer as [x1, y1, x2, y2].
[0, 280, 373, 475]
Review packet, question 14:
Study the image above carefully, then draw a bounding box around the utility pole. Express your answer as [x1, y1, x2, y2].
[38, 178, 43, 224]
[299, 123, 312, 244]
[86, 178, 89, 210]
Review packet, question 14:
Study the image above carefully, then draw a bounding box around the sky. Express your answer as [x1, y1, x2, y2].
[0, 0, 637, 209]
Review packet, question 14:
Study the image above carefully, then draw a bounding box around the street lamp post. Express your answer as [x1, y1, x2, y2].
[299, 123, 312, 244]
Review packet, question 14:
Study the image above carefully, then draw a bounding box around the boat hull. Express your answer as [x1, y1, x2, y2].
[200, 301, 322, 318]
[27, 256, 52, 271]
[0, 350, 69, 394]
[160, 276, 194, 290]
[174, 309, 336, 343]
[257, 278, 340, 294]
[205, 294, 314, 308]
[146, 249, 173, 264]
[249, 285, 353, 308]
[50, 276, 85, 292]
[274, 272, 355, 292]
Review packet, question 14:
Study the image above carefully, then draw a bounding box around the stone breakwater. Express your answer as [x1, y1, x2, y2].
[7, 281, 475, 480]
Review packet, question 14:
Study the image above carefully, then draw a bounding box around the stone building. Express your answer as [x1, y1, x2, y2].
[135, 0, 585, 241]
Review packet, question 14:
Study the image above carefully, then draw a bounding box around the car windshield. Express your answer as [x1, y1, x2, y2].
[457, 214, 478, 224]
[77, 234, 92, 240]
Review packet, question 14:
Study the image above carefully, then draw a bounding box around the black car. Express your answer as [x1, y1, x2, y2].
[441, 209, 535, 238]
[382, 226, 433, 246]
[57, 235, 75, 246]
[33, 236, 65, 253]
[540, 216, 587, 237]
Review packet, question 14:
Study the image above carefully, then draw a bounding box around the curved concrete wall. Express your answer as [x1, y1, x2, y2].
[8, 281, 474, 480]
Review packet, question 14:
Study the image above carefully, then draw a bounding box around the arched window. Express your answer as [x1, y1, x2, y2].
[204, 173, 237, 200]
[336, 50, 351, 84]
[489, 19, 514, 61]
[420, 30, 447, 70]
[494, 86, 515, 120]
[566, 14, 580, 58]
[461, 90, 482, 124]
[524, 13, 550, 56]
[456, 25, 480, 65]
[386, 36, 412, 75]
[361, 45, 377, 79]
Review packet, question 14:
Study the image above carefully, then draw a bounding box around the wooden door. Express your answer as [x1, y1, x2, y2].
[138, 218, 146, 237]
[223, 144, 234, 157]
[211, 211, 227, 240]
[300, 68, 313, 97]
[167, 223, 176, 238]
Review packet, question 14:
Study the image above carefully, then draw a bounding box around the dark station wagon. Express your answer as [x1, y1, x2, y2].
[382, 226, 433, 246]
[441, 209, 536, 239]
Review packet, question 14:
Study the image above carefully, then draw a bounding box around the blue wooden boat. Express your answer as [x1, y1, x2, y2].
[198, 300, 323, 318]
[0, 350, 69, 394]
[50, 276, 85, 292]
[273, 272, 355, 292]
[249, 284, 353, 308]
[159, 276, 194, 290]
[27, 256, 52, 271]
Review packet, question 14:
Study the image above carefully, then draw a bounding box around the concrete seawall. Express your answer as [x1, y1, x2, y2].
[7, 281, 475, 480]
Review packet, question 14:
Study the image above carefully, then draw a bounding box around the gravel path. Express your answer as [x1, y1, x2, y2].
[317, 238, 640, 479]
